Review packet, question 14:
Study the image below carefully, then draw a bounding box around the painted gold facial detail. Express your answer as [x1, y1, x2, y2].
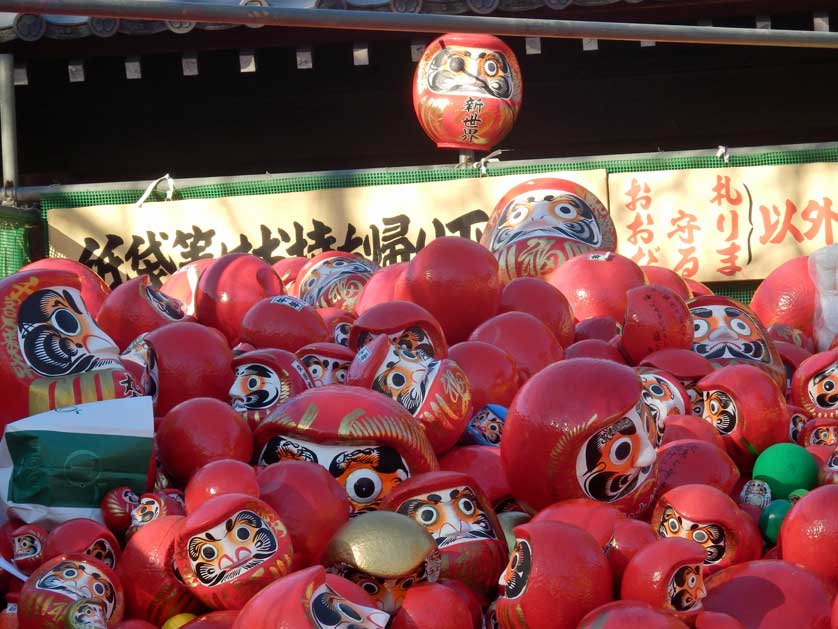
[187, 510, 278, 587]
[691, 305, 769, 364]
[576, 403, 656, 502]
[398, 485, 496, 548]
[703, 390, 738, 436]
[658, 506, 727, 565]
[668, 564, 706, 612]
[808, 364, 838, 410]
[499, 538, 531, 600]
[17, 287, 120, 377]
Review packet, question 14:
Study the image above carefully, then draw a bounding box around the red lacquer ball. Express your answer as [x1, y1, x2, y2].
[607, 518, 658, 585]
[354, 262, 409, 316]
[620, 285, 693, 365]
[117, 516, 203, 625]
[257, 461, 351, 569]
[157, 398, 253, 484]
[564, 339, 627, 363]
[779, 484, 838, 590]
[272, 257, 307, 292]
[656, 439, 740, 496]
[195, 252, 284, 345]
[389, 582, 474, 629]
[546, 251, 646, 323]
[704, 560, 832, 628]
[43, 519, 121, 570]
[574, 315, 621, 342]
[239, 296, 330, 353]
[499, 277, 575, 348]
[578, 601, 689, 628]
[448, 341, 520, 411]
[469, 311, 563, 383]
[660, 415, 726, 450]
[185, 459, 260, 514]
[183, 611, 241, 627]
[641, 265, 692, 301]
[749, 255, 815, 338]
[495, 521, 613, 629]
[141, 321, 234, 416]
[394, 237, 501, 345]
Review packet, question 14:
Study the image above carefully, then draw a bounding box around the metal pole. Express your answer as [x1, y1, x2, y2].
[0, 54, 18, 200]
[2, 0, 838, 49]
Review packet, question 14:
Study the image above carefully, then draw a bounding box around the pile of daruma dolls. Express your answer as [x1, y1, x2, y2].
[2, 179, 838, 629]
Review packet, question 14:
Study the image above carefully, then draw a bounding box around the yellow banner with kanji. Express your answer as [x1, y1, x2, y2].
[609, 162, 838, 282]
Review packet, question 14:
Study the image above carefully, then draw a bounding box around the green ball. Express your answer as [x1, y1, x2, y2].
[752, 443, 819, 499]
[788, 488, 809, 504]
[759, 499, 792, 545]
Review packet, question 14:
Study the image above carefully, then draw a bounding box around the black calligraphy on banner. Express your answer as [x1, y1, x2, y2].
[76, 210, 490, 287]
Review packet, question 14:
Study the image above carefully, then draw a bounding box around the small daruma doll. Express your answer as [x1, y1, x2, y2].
[294, 252, 377, 312]
[652, 484, 761, 576]
[697, 364, 788, 470]
[501, 358, 658, 517]
[253, 385, 439, 514]
[12, 523, 47, 575]
[413, 33, 522, 152]
[689, 296, 785, 391]
[379, 471, 507, 603]
[296, 342, 355, 388]
[350, 301, 448, 359]
[0, 269, 140, 431]
[481, 178, 617, 283]
[621, 538, 707, 623]
[174, 493, 294, 610]
[791, 349, 838, 419]
[229, 348, 313, 430]
[347, 334, 472, 455]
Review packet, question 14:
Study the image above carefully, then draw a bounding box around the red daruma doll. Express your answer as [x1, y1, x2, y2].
[413, 33, 522, 152]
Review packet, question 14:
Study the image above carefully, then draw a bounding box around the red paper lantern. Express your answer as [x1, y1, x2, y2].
[413, 33, 522, 152]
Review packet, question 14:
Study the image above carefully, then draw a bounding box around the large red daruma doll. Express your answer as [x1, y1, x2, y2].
[0, 269, 142, 431]
[501, 358, 658, 517]
[481, 178, 617, 284]
[413, 33, 522, 152]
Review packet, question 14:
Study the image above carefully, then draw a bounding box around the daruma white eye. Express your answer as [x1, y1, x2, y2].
[553, 203, 577, 219]
[483, 59, 498, 75]
[692, 530, 709, 543]
[506, 205, 529, 225]
[416, 505, 438, 525]
[693, 319, 709, 337]
[51, 309, 81, 335]
[730, 318, 752, 336]
[458, 497, 476, 516]
[667, 518, 679, 533]
[345, 469, 383, 504]
[610, 438, 633, 465]
[201, 546, 217, 561]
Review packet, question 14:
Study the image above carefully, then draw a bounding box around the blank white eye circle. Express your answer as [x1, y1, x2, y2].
[458, 497, 476, 516]
[417, 505, 438, 525]
[552, 203, 577, 219]
[506, 205, 529, 225]
[730, 318, 751, 336]
[693, 319, 710, 337]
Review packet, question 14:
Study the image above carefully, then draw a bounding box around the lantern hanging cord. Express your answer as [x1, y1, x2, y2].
[1, 0, 838, 49]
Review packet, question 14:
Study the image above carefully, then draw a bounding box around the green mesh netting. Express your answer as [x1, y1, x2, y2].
[39, 145, 838, 213]
[706, 281, 760, 303]
[0, 218, 30, 277]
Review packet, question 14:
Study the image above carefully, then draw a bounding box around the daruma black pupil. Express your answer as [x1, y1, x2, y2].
[354, 478, 376, 498]
[615, 442, 631, 460]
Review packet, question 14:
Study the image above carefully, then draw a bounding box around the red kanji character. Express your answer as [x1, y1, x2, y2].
[710, 175, 743, 206]
[716, 210, 740, 242]
[624, 178, 652, 212]
[667, 210, 701, 244]
[801, 197, 838, 244]
[630, 247, 659, 266]
[716, 242, 742, 277]
[671, 246, 699, 278]
[626, 213, 655, 245]
[759, 201, 804, 245]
